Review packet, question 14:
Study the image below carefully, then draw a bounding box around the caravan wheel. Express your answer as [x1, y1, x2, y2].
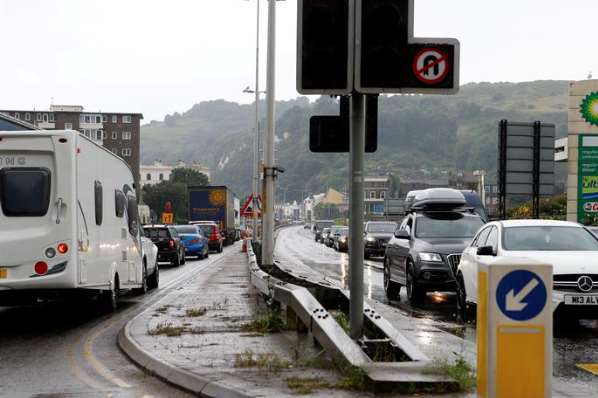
[100, 275, 119, 313]
[134, 262, 148, 295]
[148, 262, 159, 289]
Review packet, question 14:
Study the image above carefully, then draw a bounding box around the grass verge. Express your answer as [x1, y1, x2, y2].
[240, 311, 286, 333]
[148, 322, 185, 337]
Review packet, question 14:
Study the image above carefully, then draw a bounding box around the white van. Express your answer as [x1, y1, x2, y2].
[0, 130, 155, 310]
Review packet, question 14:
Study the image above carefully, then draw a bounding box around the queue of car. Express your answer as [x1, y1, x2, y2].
[311, 187, 598, 326]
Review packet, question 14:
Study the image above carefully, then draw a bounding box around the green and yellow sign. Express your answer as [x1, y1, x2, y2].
[581, 92, 598, 126]
[578, 135, 598, 224]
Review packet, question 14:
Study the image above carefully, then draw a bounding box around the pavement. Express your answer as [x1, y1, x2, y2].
[120, 245, 373, 397]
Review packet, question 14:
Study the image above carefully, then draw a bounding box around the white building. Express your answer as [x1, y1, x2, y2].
[302, 193, 325, 222]
[140, 160, 211, 187]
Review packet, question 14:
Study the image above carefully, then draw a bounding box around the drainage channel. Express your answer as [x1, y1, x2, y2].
[247, 241, 458, 392]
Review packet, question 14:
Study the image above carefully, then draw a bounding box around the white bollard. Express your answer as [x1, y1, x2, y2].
[477, 257, 552, 398]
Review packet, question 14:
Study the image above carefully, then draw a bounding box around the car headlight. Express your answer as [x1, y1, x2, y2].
[419, 252, 443, 262]
[366, 236, 376, 242]
[340, 237, 347, 242]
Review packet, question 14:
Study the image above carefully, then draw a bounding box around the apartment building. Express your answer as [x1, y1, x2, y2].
[0, 105, 143, 184]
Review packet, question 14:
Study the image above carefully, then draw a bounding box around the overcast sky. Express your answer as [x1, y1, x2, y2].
[0, 0, 596, 122]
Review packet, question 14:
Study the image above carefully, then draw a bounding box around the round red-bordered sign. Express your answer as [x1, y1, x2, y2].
[413, 48, 450, 85]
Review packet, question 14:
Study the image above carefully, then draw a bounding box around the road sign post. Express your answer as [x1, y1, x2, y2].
[477, 258, 552, 398]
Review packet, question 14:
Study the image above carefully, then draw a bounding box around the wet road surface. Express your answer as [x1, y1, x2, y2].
[0, 247, 234, 398]
[276, 226, 598, 390]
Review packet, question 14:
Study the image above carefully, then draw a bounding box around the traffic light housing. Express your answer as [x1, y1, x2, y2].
[297, 0, 353, 94]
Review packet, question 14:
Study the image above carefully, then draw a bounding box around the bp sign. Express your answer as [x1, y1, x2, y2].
[577, 135, 598, 224]
[580, 92, 598, 126]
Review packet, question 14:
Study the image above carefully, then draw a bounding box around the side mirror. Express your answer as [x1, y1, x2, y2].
[477, 245, 496, 256]
[394, 229, 410, 240]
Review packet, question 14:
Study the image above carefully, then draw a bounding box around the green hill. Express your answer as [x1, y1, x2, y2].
[141, 80, 569, 201]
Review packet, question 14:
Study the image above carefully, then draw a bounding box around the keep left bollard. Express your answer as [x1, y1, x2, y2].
[477, 257, 553, 398]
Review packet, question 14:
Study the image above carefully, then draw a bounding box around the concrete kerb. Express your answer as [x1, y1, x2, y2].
[117, 282, 252, 398]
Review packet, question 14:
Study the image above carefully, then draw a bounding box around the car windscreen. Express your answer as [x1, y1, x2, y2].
[338, 228, 349, 236]
[503, 226, 598, 251]
[316, 221, 334, 229]
[366, 223, 397, 233]
[0, 168, 51, 217]
[415, 213, 483, 239]
[144, 228, 169, 239]
[174, 226, 198, 235]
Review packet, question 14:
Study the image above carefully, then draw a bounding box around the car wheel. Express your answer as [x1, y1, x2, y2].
[383, 258, 401, 300]
[406, 262, 425, 306]
[172, 252, 180, 267]
[148, 261, 159, 289]
[134, 262, 148, 295]
[456, 273, 475, 323]
[180, 250, 186, 265]
[100, 275, 119, 313]
[364, 251, 370, 260]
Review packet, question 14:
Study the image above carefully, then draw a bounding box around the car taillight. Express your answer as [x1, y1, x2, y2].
[209, 232, 219, 240]
[191, 238, 200, 244]
[169, 239, 175, 248]
[34, 261, 48, 275]
[57, 243, 69, 254]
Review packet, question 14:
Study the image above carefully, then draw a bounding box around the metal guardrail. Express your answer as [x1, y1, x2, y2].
[246, 239, 457, 388]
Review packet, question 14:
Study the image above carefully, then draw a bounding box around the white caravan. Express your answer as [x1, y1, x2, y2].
[0, 130, 156, 310]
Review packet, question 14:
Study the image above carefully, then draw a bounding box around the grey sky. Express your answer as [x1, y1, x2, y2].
[0, 0, 596, 122]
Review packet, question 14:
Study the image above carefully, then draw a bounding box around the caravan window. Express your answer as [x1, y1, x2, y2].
[95, 181, 103, 225]
[115, 190, 126, 218]
[0, 168, 51, 217]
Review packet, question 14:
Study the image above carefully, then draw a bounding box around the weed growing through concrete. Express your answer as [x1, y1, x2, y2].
[286, 378, 334, 395]
[338, 365, 369, 391]
[437, 355, 476, 392]
[233, 350, 291, 373]
[148, 322, 185, 337]
[155, 305, 171, 314]
[333, 312, 350, 334]
[185, 307, 207, 317]
[240, 311, 286, 333]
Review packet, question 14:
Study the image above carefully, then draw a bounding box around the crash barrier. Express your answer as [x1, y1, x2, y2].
[245, 239, 456, 390]
[477, 257, 552, 398]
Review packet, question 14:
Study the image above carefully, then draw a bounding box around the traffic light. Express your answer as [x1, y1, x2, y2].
[309, 96, 378, 153]
[356, 0, 410, 91]
[297, 0, 352, 94]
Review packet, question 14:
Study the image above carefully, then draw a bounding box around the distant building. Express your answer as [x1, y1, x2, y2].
[140, 160, 211, 187]
[364, 174, 399, 218]
[0, 105, 143, 184]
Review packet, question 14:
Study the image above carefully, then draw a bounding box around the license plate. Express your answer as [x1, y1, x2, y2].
[564, 295, 598, 305]
[0, 268, 6, 279]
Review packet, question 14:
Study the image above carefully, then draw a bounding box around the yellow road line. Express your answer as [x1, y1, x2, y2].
[66, 330, 106, 391]
[577, 363, 598, 375]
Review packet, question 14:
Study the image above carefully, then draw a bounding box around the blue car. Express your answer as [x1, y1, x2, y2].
[174, 225, 209, 259]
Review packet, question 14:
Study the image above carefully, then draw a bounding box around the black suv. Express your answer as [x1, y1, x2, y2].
[364, 221, 398, 259]
[143, 225, 186, 266]
[383, 210, 484, 305]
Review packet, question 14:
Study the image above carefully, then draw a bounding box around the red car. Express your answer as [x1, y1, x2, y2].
[193, 222, 224, 253]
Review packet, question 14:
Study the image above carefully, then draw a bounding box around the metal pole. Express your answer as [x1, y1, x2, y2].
[262, 0, 276, 266]
[252, 0, 261, 240]
[349, 93, 365, 339]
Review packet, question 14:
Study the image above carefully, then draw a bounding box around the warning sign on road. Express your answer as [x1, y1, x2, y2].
[413, 48, 449, 85]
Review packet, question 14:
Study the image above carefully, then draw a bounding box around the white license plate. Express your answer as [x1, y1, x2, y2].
[564, 295, 598, 305]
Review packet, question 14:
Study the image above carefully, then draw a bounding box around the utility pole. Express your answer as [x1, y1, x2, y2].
[252, 0, 261, 240]
[349, 93, 365, 339]
[262, 0, 276, 266]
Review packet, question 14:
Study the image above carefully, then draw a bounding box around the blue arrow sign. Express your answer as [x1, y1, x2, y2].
[496, 270, 547, 321]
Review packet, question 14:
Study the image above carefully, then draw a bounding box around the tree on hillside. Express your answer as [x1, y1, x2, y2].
[170, 167, 209, 187]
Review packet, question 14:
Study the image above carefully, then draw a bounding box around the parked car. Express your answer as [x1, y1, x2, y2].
[456, 220, 598, 322]
[383, 189, 485, 305]
[195, 222, 224, 253]
[334, 227, 350, 252]
[319, 228, 331, 244]
[364, 221, 398, 259]
[143, 225, 186, 266]
[174, 225, 209, 259]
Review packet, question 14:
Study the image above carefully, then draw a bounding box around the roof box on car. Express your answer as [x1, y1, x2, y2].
[409, 188, 467, 211]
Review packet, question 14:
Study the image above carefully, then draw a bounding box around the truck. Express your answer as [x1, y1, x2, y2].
[0, 130, 153, 310]
[188, 186, 238, 245]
